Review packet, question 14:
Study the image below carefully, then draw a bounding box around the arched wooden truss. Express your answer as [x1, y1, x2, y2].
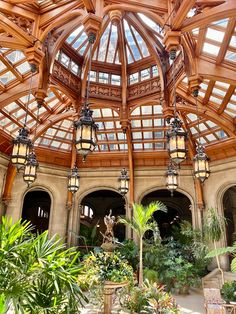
[0, 0, 236, 205]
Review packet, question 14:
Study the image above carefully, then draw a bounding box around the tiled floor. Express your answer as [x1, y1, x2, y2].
[81, 288, 205, 314]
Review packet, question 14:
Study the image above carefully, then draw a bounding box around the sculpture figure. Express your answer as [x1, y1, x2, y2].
[101, 209, 116, 243]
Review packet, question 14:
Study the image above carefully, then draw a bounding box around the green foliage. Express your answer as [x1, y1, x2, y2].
[204, 207, 227, 242]
[119, 280, 179, 313]
[119, 202, 166, 239]
[83, 251, 134, 284]
[0, 216, 86, 314]
[116, 239, 139, 271]
[221, 281, 236, 303]
[0, 294, 6, 314]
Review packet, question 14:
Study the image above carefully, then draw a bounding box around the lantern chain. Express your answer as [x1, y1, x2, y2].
[85, 33, 96, 108]
[23, 64, 37, 128]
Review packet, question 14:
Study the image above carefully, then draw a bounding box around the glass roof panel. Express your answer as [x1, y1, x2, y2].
[137, 13, 162, 33]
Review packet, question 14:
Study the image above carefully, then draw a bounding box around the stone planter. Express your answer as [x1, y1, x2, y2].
[103, 281, 129, 314]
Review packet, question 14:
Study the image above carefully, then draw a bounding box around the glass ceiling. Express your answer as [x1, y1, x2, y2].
[66, 16, 152, 64]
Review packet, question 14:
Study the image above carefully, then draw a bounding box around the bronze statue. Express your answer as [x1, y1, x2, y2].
[101, 209, 116, 243]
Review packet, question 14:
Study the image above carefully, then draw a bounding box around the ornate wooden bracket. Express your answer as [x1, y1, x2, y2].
[188, 75, 202, 93]
[163, 30, 181, 52]
[82, 13, 102, 37]
[25, 41, 45, 68]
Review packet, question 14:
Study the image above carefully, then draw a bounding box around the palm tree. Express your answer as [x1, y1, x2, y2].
[119, 202, 166, 286]
[204, 207, 227, 284]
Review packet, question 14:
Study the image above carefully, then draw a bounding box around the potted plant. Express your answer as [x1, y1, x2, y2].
[221, 281, 236, 304]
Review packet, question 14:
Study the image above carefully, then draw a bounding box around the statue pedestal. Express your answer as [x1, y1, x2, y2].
[103, 281, 128, 314]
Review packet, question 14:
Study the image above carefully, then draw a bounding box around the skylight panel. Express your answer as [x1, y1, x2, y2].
[209, 95, 222, 105]
[212, 87, 226, 97]
[126, 46, 134, 64]
[111, 74, 121, 86]
[216, 130, 227, 139]
[230, 35, 236, 48]
[215, 81, 230, 89]
[199, 123, 208, 131]
[205, 134, 217, 141]
[66, 26, 84, 44]
[131, 120, 141, 127]
[142, 119, 152, 127]
[4, 102, 18, 112]
[153, 105, 162, 114]
[131, 107, 140, 116]
[131, 26, 149, 57]
[154, 119, 163, 126]
[225, 50, 236, 62]
[16, 62, 31, 74]
[6, 51, 25, 64]
[212, 19, 228, 28]
[203, 43, 220, 56]
[133, 143, 142, 150]
[102, 108, 112, 117]
[144, 143, 153, 149]
[72, 32, 87, 49]
[0, 61, 6, 72]
[137, 13, 162, 33]
[98, 24, 111, 62]
[132, 132, 142, 139]
[225, 103, 236, 117]
[107, 25, 118, 63]
[206, 28, 225, 43]
[124, 20, 141, 61]
[141, 106, 152, 114]
[0, 71, 16, 85]
[187, 113, 197, 121]
[93, 109, 101, 117]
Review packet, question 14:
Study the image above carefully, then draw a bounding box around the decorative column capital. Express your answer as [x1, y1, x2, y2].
[109, 10, 123, 26]
[82, 13, 102, 38]
[188, 75, 202, 93]
[163, 30, 181, 53]
[25, 41, 45, 68]
[34, 89, 47, 107]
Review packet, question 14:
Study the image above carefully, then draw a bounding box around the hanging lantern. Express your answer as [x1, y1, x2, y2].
[167, 117, 187, 164]
[23, 151, 38, 186]
[74, 106, 98, 161]
[193, 145, 210, 182]
[166, 162, 178, 196]
[11, 127, 32, 169]
[118, 168, 129, 196]
[68, 166, 80, 193]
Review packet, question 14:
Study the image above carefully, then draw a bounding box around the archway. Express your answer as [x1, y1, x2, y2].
[79, 189, 126, 245]
[22, 190, 51, 233]
[223, 186, 236, 246]
[141, 189, 192, 238]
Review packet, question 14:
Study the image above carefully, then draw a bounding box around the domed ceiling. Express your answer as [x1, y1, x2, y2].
[0, 0, 236, 167]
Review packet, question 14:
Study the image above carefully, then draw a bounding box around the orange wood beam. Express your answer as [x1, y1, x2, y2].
[1, 163, 16, 203]
[218, 85, 235, 114]
[182, 0, 236, 32]
[82, 0, 95, 13]
[171, 0, 196, 30]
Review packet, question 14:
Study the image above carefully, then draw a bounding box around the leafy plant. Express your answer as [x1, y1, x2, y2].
[204, 207, 227, 283]
[119, 280, 179, 313]
[83, 251, 133, 284]
[0, 216, 86, 313]
[119, 202, 166, 286]
[116, 239, 139, 271]
[221, 281, 236, 303]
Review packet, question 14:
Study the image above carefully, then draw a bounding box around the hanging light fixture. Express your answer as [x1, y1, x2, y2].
[166, 49, 187, 164]
[23, 151, 38, 186]
[23, 102, 40, 186]
[11, 64, 36, 170]
[74, 33, 98, 161]
[192, 89, 210, 182]
[118, 130, 129, 196]
[68, 165, 80, 193]
[166, 161, 178, 196]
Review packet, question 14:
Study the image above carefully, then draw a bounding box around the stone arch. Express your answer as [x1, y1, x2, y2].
[21, 185, 53, 233]
[137, 185, 196, 233]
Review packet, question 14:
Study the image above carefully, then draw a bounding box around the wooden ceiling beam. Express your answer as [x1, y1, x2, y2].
[216, 17, 236, 64]
[202, 80, 215, 105]
[82, 0, 95, 13]
[0, 55, 23, 82]
[182, 0, 236, 32]
[0, 1, 36, 20]
[171, 0, 196, 30]
[218, 85, 235, 114]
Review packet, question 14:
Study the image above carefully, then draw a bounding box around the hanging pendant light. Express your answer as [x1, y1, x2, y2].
[23, 102, 41, 186]
[167, 117, 187, 164]
[12, 127, 32, 170]
[11, 64, 36, 170]
[192, 89, 210, 182]
[74, 32, 98, 161]
[118, 168, 129, 196]
[166, 49, 187, 165]
[193, 145, 210, 182]
[23, 151, 38, 186]
[166, 162, 178, 196]
[118, 130, 129, 196]
[68, 165, 80, 193]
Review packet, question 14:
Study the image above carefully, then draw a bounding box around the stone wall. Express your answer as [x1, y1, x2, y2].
[2, 155, 236, 252]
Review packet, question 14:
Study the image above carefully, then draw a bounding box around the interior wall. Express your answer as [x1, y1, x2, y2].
[0, 154, 11, 216]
